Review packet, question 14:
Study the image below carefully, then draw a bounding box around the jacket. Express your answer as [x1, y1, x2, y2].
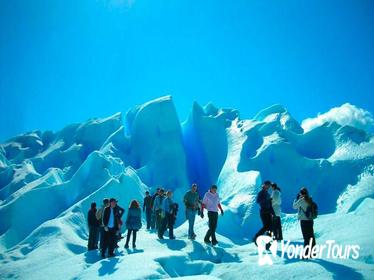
[102, 207, 119, 230]
[293, 197, 311, 220]
[143, 196, 153, 211]
[184, 191, 200, 210]
[153, 195, 165, 212]
[125, 208, 142, 230]
[256, 189, 274, 214]
[162, 197, 174, 214]
[88, 208, 100, 227]
[202, 191, 220, 212]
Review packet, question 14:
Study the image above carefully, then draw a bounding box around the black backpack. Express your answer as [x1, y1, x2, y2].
[304, 200, 318, 220]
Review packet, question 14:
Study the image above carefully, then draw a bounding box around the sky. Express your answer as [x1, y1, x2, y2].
[0, 0, 373, 141]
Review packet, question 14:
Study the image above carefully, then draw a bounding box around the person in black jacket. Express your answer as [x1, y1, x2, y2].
[101, 198, 119, 258]
[87, 202, 100, 250]
[253, 181, 275, 244]
[143, 191, 153, 230]
[113, 201, 125, 246]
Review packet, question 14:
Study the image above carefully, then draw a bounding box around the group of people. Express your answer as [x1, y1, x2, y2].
[87, 181, 317, 259]
[87, 198, 140, 258]
[253, 180, 317, 257]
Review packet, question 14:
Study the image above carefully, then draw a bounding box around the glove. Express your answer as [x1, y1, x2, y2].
[221, 210, 224, 216]
[200, 212, 204, 219]
[104, 227, 109, 232]
[296, 193, 300, 200]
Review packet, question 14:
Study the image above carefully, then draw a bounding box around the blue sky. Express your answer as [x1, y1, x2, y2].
[0, 0, 373, 141]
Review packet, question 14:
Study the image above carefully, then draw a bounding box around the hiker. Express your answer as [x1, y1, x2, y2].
[87, 202, 100, 250]
[143, 191, 153, 230]
[201, 185, 224, 245]
[96, 198, 109, 250]
[293, 187, 317, 258]
[101, 198, 120, 258]
[151, 188, 161, 230]
[253, 181, 275, 244]
[184, 183, 200, 240]
[159, 191, 177, 240]
[153, 188, 165, 236]
[125, 200, 142, 249]
[113, 201, 125, 243]
[271, 183, 283, 241]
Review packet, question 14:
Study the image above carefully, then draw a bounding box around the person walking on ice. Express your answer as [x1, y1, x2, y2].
[253, 181, 274, 244]
[184, 183, 201, 240]
[201, 185, 224, 246]
[271, 183, 283, 241]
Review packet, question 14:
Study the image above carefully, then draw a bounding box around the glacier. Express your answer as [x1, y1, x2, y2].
[0, 95, 373, 279]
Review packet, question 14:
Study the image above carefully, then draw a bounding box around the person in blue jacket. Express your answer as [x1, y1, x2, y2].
[124, 200, 142, 249]
[159, 191, 176, 240]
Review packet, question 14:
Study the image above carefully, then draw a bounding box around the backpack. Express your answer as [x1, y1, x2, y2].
[304, 200, 318, 220]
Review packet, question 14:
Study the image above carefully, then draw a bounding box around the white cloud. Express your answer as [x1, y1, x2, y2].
[301, 103, 374, 132]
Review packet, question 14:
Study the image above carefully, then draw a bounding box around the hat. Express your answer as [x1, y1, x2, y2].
[110, 198, 117, 203]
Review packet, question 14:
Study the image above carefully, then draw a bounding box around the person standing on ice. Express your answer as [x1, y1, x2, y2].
[153, 188, 166, 234]
[87, 202, 100, 250]
[271, 183, 283, 241]
[111, 200, 125, 248]
[293, 187, 317, 258]
[150, 188, 160, 230]
[101, 198, 119, 258]
[96, 198, 109, 250]
[200, 185, 224, 245]
[184, 183, 200, 240]
[124, 200, 142, 249]
[159, 191, 176, 239]
[143, 191, 153, 230]
[253, 181, 275, 244]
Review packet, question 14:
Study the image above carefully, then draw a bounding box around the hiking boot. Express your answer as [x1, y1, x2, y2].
[124, 244, 129, 249]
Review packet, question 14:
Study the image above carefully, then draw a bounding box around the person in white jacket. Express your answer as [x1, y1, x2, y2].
[293, 187, 316, 258]
[271, 183, 283, 241]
